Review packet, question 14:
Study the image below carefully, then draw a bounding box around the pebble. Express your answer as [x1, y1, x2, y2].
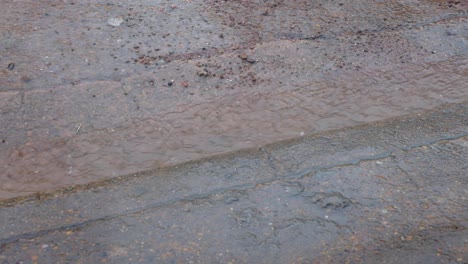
[107, 18, 124, 27]
[239, 54, 256, 63]
[246, 58, 256, 64]
[7, 63, 15, 70]
[197, 70, 209, 77]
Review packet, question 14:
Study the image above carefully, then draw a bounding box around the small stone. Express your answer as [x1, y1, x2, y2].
[168, 80, 174, 86]
[107, 18, 124, 27]
[7, 63, 15, 70]
[246, 58, 256, 64]
[197, 70, 209, 77]
[239, 54, 248, 60]
[181, 81, 189, 87]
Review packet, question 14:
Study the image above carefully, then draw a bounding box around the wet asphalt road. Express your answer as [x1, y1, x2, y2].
[0, 0, 468, 263]
[0, 103, 467, 263]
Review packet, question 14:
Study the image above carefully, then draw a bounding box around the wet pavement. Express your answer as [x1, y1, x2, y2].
[1, 0, 468, 200]
[0, 0, 468, 262]
[0, 103, 467, 263]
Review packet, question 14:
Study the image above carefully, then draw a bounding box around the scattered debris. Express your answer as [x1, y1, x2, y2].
[76, 123, 83, 134]
[239, 54, 256, 64]
[107, 18, 124, 27]
[239, 54, 248, 60]
[197, 70, 209, 77]
[246, 58, 256, 64]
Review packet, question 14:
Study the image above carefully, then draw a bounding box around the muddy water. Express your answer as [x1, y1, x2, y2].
[1, 57, 467, 200]
[1, 0, 468, 200]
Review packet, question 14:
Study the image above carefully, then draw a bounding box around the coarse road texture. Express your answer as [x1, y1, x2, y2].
[0, 103, 467, 263]
[0, 0, 467, 263]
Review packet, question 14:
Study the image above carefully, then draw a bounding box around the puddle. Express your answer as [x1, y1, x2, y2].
[0, 0, 467, 200]
[1, 57, 467, 200]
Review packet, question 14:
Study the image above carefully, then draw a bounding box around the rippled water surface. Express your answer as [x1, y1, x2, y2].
[1, 0, 467, 200]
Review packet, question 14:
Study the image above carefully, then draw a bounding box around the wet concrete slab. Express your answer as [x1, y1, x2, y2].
[0, 102, 466, 263]
[1, 0, 467, 200]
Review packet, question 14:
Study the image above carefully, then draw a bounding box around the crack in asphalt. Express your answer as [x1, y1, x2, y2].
[399, 133, 468, 152]
[0, 132, 466, 248]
